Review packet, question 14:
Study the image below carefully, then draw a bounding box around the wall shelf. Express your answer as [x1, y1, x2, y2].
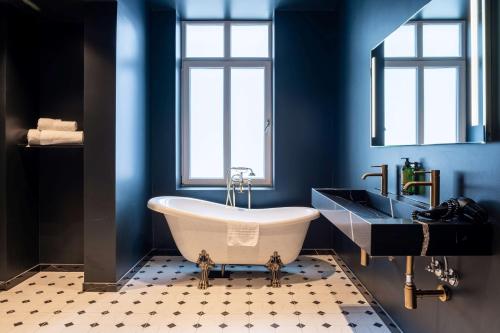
[18, 144, 83, 149]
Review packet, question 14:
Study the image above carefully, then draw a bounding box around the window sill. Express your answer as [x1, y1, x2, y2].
[176, 186, 275, 191]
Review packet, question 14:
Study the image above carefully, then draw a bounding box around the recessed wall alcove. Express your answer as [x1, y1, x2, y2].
[0, 0, 84, 286]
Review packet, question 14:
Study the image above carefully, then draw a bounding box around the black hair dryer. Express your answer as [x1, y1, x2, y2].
[412, 197, 488, 224]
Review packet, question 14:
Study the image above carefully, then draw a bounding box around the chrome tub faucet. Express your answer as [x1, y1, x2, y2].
[225, 167, 255, 209]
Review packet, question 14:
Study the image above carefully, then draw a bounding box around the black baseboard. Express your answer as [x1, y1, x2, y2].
[151, 248, 181, 256]
[81, 282, 121, 292]
[0, 263, 84, 291]
[0, 267, 39, 291]
[39, 264, 84, 272]
[83, 250, 154, 292]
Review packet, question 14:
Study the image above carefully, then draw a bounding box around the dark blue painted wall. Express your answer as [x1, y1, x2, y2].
[149, 9, 338, 250]
[84, 1, 118, 284]
[115, 0, 151, 280]
[334, 0, 500, 332]
[0, 4, 40, 282]
[0, 3, 85, 282]
[84, 0, 151, 285]
[38, 17, 84, 265]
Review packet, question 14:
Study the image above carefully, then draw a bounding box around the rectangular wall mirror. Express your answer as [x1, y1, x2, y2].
[371, 0, 491, 146]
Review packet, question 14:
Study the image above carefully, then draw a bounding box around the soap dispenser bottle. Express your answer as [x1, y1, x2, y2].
[412, 162, 424, 195]
[401, 158, 414, 195]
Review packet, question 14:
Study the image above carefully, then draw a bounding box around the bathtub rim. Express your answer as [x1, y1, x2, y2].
[147, 196, 320, 227]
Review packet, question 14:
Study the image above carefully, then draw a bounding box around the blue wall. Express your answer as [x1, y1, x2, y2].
[84, 0, 151, 286]
[84, 0, 119, 284]
[115, 0, 151, 280]
[149, 10, 338, 250]
[38, 18, 84, 264]
[0, 4, 39, 283]
[0, 2, 85, 285]
[334, 0, 500, 332]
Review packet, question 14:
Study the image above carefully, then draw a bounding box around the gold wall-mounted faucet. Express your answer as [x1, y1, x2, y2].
[361, 164, 388, 196]
[403, 170, 440, 208]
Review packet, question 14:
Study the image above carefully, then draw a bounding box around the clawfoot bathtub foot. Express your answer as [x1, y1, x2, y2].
[196, 250, 215, 289]
[265, 251, 284, 288]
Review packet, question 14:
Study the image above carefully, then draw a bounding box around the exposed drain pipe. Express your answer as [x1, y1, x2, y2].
[404, 256, 451, 309]
[360, 249, 370, 267]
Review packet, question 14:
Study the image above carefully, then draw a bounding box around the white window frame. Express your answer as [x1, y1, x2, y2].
[181, 21, 273, 186]
[383, 20, 466, 145]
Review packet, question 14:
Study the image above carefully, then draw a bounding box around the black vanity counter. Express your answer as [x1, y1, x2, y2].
[312, 188, 492, 256]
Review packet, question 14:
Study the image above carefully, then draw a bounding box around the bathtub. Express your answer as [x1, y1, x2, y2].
[147, 196, 320, 266]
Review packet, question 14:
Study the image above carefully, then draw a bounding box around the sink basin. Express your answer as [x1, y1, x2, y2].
[312, 188, 492, 256]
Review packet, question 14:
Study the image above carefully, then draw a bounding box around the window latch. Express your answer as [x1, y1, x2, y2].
[265, 119, 271, 132]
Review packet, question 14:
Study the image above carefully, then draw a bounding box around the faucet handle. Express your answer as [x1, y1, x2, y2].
[370, 164, 387, 168]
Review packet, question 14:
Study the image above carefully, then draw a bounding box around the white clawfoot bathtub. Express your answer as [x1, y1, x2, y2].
[147, 196, 320, 265]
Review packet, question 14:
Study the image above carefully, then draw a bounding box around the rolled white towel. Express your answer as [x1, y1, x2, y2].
[48, 120, 78, 131]
[37, 118, 60, 129]
[39, 130, 84, 145]
[37, 118, 77, 131]
[27, 129, 41, 146]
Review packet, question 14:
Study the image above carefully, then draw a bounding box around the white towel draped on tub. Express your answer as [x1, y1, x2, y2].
[227, 222, 260, 247]
[37, 118, 78, 131]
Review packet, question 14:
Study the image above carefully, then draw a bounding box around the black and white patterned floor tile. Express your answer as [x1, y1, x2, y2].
[0, 255, 400, 333]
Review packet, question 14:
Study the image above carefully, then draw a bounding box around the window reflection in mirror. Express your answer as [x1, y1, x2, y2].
[371, 0, 490, 146]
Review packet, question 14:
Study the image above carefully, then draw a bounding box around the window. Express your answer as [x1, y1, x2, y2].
[383, 21, 465, 145]
[181, 22, 272, 186]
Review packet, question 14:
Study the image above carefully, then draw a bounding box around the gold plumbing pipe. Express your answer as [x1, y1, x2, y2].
[360, 249, 370, 267]
[404, 256, 450, 310]
[404, 256, 417, 309]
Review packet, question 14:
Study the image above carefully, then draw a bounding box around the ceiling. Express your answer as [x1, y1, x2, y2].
[7, 0, 84, 20]
[149, 0, 341, 19]
[8, 0, 340, 20]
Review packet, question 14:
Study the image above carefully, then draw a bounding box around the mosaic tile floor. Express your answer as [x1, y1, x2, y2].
[0, 254, 400, 333]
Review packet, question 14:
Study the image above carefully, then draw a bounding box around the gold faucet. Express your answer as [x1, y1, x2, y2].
[361, 164, 388, 196]
[403, 170, 440, 208]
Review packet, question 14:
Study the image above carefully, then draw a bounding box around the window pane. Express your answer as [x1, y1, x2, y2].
[185, 24, 224, 57]
[423, 67, 458, 144]
[231, 24, 269, 57]
[231, 68, 266, 177]
[189, 68, 224, 178]
[384, 68, 417, 145]
[423, 24, 461, 57]
[384, 24, 416, 57]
